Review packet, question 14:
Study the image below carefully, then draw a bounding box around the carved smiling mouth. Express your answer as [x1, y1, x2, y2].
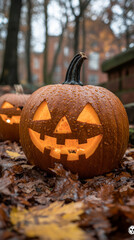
[0, 114, 20, 124]
[29, 128, 102, 161]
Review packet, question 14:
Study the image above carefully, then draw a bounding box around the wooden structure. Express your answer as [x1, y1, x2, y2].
[101, 47, 134, 104]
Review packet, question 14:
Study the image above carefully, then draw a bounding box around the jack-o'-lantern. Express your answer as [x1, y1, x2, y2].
[0, 88, 30, 142]
[20, 53, 129, 178]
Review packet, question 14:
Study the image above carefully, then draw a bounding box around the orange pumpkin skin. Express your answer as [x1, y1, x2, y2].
[20, 53, 129, 179]
[0, 93, 30, 142]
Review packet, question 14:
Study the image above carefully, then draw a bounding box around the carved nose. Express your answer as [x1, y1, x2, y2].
[54, 116, 72, 133]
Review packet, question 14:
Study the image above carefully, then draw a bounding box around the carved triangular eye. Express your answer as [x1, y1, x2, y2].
[33, 101, 51, 121]
[77, 103, 101, 124]
[54, 116, 72, 133]
[1, 102, 14, 108]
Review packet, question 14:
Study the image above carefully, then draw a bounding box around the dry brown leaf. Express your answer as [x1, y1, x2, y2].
[10, 201, 87, 240]
[0, 176, 13, 195]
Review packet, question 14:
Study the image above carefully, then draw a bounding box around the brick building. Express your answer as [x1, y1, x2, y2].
[19, 19, 121, 85]
[101, 47, 134, 104]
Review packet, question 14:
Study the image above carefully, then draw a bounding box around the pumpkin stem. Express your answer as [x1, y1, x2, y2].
[14, 84, 24, 94]
[63, 52, 87, 86]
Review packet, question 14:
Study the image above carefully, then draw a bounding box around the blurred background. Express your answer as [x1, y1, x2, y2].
[0, 0, 134, 102]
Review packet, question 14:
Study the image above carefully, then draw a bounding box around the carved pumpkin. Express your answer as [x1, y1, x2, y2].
[0, 92, 30, 142]
[20, 53, 129, 178]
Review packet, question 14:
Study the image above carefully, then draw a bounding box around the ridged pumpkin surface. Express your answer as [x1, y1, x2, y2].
[0, 93, 30, 142]
[20, 84, 129, 178]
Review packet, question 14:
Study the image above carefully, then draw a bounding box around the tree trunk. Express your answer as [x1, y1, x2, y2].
[82, 15, 86, 84]
[74, 16, 80, 54]
[70, 0, 90, 55]
[48, 20, 68, 83]
[48, 33, 64, 83]
[26, 0, 32, 83]
[0, 0, 22, 85]
[43, 0, 49, 85]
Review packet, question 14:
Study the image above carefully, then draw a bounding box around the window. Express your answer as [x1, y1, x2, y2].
[55, 65, 61, 73]
[64, 47, 69, 56]
[88, 74, 99, 85]
[64, 61, 69, 68]
[32, 74, 38, 83]
[89, 52, 99, 70]
[34, 58, 39, 69]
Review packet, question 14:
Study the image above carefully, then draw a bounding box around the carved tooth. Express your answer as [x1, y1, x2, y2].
[60, 148, 68, 155]
[67, 153, 79, 161]
[65, 139, 79, 147]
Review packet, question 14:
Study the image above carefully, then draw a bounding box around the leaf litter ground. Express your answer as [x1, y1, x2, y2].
[0, 139, 134, 240]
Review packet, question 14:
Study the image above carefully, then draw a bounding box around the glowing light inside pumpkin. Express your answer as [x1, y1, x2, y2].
[0, 114, 20, 124]
[1, 102, 14, 108]
[54, 116, 72, 133]
[29, 101, 103, 161]
[6, 119, 11, 123]
[77, 103, 101, 124]
[29, 128, 102, 160]
[0, 102, 21, 124]
[33, 101, 51, 120]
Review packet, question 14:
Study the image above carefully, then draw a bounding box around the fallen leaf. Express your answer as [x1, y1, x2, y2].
[10, 201, 87, 240]
[6, 150, 21, 159]
[25, 223, 86, 240]
[50, 163, 78, 181]
[0, 176, 13, 195]
[97, 184, 114, 201]
[0, 134, 134, 239]
[0, 204, 9, 228]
